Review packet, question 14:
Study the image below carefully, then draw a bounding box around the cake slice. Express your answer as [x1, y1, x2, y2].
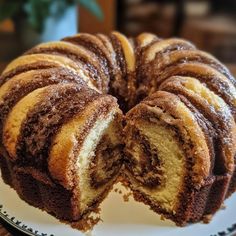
[2, 82, 123, 222]
[123, 90, 235, 225]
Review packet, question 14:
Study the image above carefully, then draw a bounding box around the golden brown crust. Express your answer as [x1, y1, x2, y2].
[2, 54, 99, 92]
[48, 96, 119, 189]
[63, 33, 113, 92]
[126, 91, 211, 186]
[159, 76, 236, 174]
[136, 32, 159, 48]
[155, 49, 235, 85]
[123, 90, 234, 225]
[0, 31, 236, 228]
[155, 63, 236, 112]
[26, 41, 109, 93]
[143, 38, 196, 63]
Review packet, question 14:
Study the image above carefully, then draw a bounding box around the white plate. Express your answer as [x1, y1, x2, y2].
[0, 176, 236, 236]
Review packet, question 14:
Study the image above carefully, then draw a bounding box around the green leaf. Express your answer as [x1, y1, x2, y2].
[0, 1, 21, 22]
[76, 0, 103, 20]
[0, 0, 103, 32]
[50, 0, 69, 18]
[23, 0, 51, 32]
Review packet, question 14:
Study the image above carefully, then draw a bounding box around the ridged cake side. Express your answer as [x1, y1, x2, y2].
[0, 32, 236, 227]
[123, 34, 236, 225]
[0, 68, 123, 221]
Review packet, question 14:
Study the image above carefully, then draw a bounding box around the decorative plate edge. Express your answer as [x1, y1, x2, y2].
[210, 222, 236, 236]
[1, 203, 236, 236]
[0, 204, 54, 236]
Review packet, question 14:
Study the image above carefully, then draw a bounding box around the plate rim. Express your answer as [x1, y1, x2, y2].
[0, 203, 54, 236]
[1, 201, 236, 236]
[1, 178, 236, 236]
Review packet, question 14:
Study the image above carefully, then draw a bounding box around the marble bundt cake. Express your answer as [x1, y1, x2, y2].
[0, 32, 235, 227]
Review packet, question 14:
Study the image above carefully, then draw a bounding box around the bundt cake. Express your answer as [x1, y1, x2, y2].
[0, 32, 236, 228]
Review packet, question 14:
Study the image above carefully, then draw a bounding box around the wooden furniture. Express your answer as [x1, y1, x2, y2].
[0, 218, 25, 236]
[0, 63, 7, 74]
[0, 20, 21, 62]
[181, 15, 236, 62]
[78, 0, 116, 34]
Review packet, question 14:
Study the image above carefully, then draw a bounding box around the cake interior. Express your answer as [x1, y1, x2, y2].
[125, 119, 186, 215]
[76, 112, 122, 213]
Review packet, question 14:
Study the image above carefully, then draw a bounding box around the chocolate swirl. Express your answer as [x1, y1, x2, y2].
[90, 134, 123, 188]
[125, 127, 163, 188]
[0, 31, 236, 227]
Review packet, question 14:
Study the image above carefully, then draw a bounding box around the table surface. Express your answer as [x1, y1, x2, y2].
[0, 63, 6, 72]
[0, 62, 27, 235]
[0, 218, 26, 236]
[0, 61, 236, 236]
[0, 220, 11, 236]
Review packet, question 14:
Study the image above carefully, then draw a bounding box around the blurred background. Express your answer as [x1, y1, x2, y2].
[0, 0, 236, 75]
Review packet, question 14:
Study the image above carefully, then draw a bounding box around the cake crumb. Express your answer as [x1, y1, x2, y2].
[70, 214, 101, 232]
[220, 204, 226, 210]
[160, 215, 165, 221]
[85, 230, 93, 236]
[202, 214, 213, 223]
[114, 188, 123, 194]
[67, 207, 102, 232]
[114, 188, 119, 193]
[123, 192, 132, 202]
[119, 177, 131, 190]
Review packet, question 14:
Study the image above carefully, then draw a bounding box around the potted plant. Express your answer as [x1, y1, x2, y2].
[0, 0, 103, 51]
